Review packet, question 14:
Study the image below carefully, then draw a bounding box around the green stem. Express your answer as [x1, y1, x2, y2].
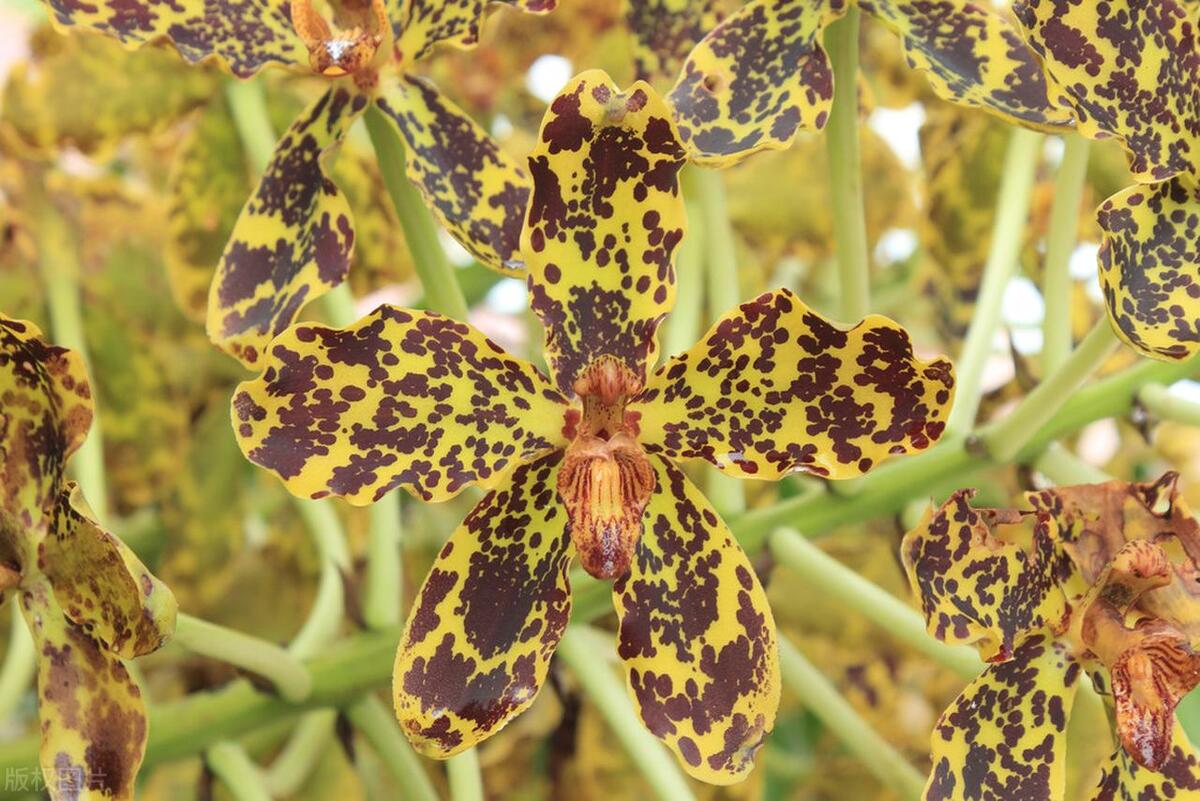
[290, 498, 351, 659]
[1033, 443, 1112, 485]
[1040, 135, 1092, 373]
[322, 282, 360, 328]
[692, 168, 740, 321]
[769, 529, 980, 679]
[448, 749, 484, 801]
[778, 637, 925, 801]
[292, 499, 352, 569]
[264, 709, 337, 797]
[824, 6, 871, 322]
[206, 742, 273, 801]
[364, 494, 403, 630]
[0, 603, 35, 721]
[557, 627, 698, 801]
[174, 613, 313, 703]
[1139, 383, 1200, 427]
[344, 694, 440, 801]
[981, 319, 1119, 463]
[37, 194, 108, 521]
[365, 105, 469, 320]
[945, 127, 1044, 434]
[662, 169, 707, 358]
[225, 79, 276, 174]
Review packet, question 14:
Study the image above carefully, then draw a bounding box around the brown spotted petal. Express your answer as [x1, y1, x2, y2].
[39, 0, 308, 78]
[372, 73, 531, 274]
[624, 0, 733, 81]
[667, 0, 847, 167]
[924, 634, 1081, 801]
[232, 305, 570, 505]
[395, 0, 557, 62]
[612, 455, 779, 785]
[523, 70, 687, 397]
[902, 490, 1070, 662]
[20, 576, 148, 801]
[860, 0, 1072, 131]
[206, 86, 368, 369]
[1091, 721, 1200, 801]
[633, 288, 955, 481]
[0, 315, 93, 535]
[40, 485, 177, 660]
[1012, 0, 1200, 183]
[393, 452, 572, 757]
[1096, 176, 1200, 362]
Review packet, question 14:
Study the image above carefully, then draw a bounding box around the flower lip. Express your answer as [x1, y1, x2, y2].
[290, 0, 391, 77]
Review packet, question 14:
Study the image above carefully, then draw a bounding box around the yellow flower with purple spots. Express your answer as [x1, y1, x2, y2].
[0, 315, 177, 801]
[231, 70, 955, 784]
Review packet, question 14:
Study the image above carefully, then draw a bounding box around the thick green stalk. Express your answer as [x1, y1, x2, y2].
[0, 603, 35, 722]
[824, 7, 871, 322]
[364, 105, 469, 320]
[322, 282, 360, 328]
[557, 627, 697, 801]
[345, 694, 440, 801]
[778, 637, 926, 801]
[448, 749, 484, 801]
[1033, 443, 1112, 485]
[290, 498, 351, 659]
[692, 168, 740, 321]
[174, 613, 313, 703]
[206, 742, 273, 801]
[365, 495, 404, 630]
[1139, 383, 1200, 427]
[945, 127, 1044, 434]
[225, 79, 276, 174]
[1040, 135, 1092, 372]
[769, 529, 980, 679]
[662, 170, 707, 358]
[264, 709, 337, 796]
[981, 320, 1119, 463]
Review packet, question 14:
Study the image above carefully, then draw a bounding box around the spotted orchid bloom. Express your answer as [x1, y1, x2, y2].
[903, 474, 1200, 801]
[0, 315, 177, 801]
[655, 0, 1072, 168]
[228, 69, 955, 783]
[1013, 0, 1200, 362]
[39, 0, 556, 369]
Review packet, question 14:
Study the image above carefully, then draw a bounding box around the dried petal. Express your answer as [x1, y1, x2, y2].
[523, 70, 687, 397]
[21, 577, 148, 801]
[902, 490, 1070, 661]
[373, 74, 530, 274]
[633, 288, 955, 480]
[667, 0, 847, 166]
[612, 455, 779, 784]
[861, 0, 1071, 130]
[924, 635, 1080, 801]
[206, 87, 368, 369]
[394, 452, 572, 756]
[232, 305, 569, 505]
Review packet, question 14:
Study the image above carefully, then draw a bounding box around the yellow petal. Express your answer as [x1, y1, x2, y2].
[667, 0, 847, 167]
[612, 455, 779, 784]
[40, 485, 176, 660]
[206, 87, 368, 369]
[396, 0, 557, 62]
[21, 576, 148, 801]
[523, 69, 688, 396]
[633, 288, 955, 480]
[373, 74, 530, 274]
[393, 451, 572, 756]
[1097, 177, 1200, 362]
[623, 0, 732, 81]
[925, 635, 1079, 801]
[1013, 0, 1199, 182]
[231, 305, 569, 504]
[862, 0, 1071, 131]
[1092, 720, 1200, 801]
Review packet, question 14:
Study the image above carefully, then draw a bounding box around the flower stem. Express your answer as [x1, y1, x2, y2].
[1138, 383, 1200, 427]
[173, 613, 313, 703]
[557, 626, 698, 801]
[824, 6, 871, 323]
[364, 105, 470, 320]
[289, 498, 350, 659]
[0, 603, 35, 721]
[448, 749, 484, 801]
[1040, 135, 1091, 373]
[264, 709, 337, 796]
[662, 169, 706, 358]
[691, 167, 739, 320]
[945, 127, 1043, 434]
[322, 282, 360, 327]
[206, 741, 273, 801]
[769, 528, 980, 679]
[1033, 443, 1111, 485]
[225, 79, 276, 174]
[364, 495, 403, 630]
[981, 319, 1118, 463]
[778, 637, 926, 801]
[344, 694, 439, 801]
